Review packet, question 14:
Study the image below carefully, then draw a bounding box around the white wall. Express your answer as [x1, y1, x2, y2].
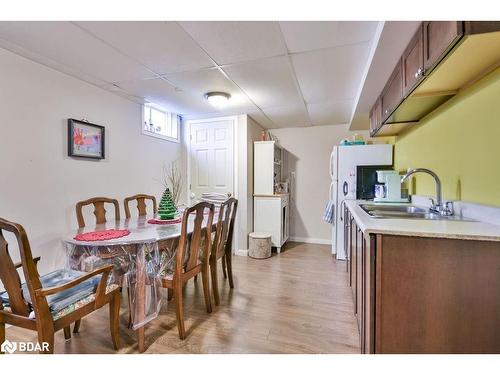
[271, 124, 371, 244]
[230, 114, 264, 254]
[0, 47, 182, 277]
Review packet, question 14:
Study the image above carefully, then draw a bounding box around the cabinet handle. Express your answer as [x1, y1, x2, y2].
[414, 67, 423, 79]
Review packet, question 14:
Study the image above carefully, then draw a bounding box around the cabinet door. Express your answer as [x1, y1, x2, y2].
[402, 24, 424, 97]
[356, 227, 364, 342]
[351, 221, 358, 311]
[381, 60, 403, 122]
[423, 21, 463, 71]
[369, 98, 382, 136]
[344, 208, 350, 277]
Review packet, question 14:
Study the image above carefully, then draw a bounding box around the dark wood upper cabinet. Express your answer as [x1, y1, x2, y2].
[369, 98, 381, 136]
[380, 59, 403, 122]
[368, 21, 500, 137]
[423, 21, 464, 71]
[402, 24, 424, 97]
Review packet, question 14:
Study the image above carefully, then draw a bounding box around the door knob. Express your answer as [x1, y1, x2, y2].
[190, 192, 195, 199]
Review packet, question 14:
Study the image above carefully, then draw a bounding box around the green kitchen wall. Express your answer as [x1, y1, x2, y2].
[394, 66, 500, 207]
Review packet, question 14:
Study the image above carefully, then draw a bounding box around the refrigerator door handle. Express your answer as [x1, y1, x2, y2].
[342, 181, 348, 196]
[329, 151, 335, 179]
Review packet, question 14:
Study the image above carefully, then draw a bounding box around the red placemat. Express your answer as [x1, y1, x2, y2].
[74, 229, 130, 241]
[147, 217, 182, 225]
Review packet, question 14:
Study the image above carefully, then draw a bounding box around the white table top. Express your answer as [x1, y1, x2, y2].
[62, 214, 214, 247]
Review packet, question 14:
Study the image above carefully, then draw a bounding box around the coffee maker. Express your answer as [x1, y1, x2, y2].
[374, 170, 409, 203]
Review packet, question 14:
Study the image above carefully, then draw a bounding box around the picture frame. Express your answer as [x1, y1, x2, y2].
[67, 119, 105, 159]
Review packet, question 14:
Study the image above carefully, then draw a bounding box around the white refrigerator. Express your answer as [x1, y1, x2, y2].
[329, 144, 393, 259]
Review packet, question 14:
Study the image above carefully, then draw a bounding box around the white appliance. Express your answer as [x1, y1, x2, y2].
[374, 170, 409, 203]
[329, 144, 393, 259]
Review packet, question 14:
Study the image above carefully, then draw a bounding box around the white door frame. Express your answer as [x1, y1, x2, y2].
[186, 115, 238, 205]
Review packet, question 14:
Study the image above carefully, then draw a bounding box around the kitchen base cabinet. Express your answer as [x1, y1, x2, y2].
[374, 235, 500, 354]
[345, 210, 500, 353]
[253, 194, 289, 253]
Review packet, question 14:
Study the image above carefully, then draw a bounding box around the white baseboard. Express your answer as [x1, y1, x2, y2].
[289, 236, 332, 245]
[234, 238, 331, 256]
[234, 249, 248, 256]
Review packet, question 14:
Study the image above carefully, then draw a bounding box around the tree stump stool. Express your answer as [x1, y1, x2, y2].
[248, 232, 272, 259]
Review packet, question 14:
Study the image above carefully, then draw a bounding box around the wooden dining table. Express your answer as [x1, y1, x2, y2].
[62, 211, 216, 352]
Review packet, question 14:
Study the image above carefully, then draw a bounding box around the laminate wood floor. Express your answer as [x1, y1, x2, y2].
[6, 242, 360, 354]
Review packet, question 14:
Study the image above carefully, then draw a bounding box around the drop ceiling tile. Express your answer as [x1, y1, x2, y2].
[223, 56, 303, 109]
[291, 43, 370, 104]
[75, 21, 214, 75]
[262, 105, 310, 128]
[0, 22, 152, 83]
[280, 21, 379, 53]
[179, 21, 287, 65]
[307, 100, 353, 126]
[117, 78, 214, 115]
[164, 67, 254, 111]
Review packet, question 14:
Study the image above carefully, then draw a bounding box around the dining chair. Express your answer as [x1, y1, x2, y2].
[75, 197, 120, 228]
[124, 194, 157, 219]
[0, 217, 120, 354]
[210, 198, 238, 306]
[161, 202, 214, 339]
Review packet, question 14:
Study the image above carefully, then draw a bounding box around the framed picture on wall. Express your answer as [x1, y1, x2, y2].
[68, 119, 105, 159]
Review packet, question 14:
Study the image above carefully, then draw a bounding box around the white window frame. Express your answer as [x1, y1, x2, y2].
[141, 104, 180, 143]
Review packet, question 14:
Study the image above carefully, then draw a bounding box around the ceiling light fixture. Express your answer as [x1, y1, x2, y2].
[205, 91, 231, 107]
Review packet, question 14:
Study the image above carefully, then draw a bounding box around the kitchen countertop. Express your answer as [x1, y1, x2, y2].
[345, 200, 500, 242]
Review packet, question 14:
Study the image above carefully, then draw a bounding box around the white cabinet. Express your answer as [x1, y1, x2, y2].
[253, 141, 289, 253]
[253, 195, 289, 253]
[254, 141, 283, 195]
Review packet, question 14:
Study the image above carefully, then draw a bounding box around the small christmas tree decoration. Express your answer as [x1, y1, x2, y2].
[158, 188, 178, 220]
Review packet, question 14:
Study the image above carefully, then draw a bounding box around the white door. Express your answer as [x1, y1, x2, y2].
[189, 119, 234, 203]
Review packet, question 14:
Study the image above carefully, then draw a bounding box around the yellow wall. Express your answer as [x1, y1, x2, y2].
[394, 67, 500, 207]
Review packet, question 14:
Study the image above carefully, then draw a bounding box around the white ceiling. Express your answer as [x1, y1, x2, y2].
[0, 21, 380, 129]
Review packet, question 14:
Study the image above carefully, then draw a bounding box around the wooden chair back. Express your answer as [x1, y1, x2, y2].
[212, 198, 238, 260]
[124, 194, 157, 219]
[75, 197, 120, 228]
[176, 202, 214, 276]
[0, 218, 43, 317]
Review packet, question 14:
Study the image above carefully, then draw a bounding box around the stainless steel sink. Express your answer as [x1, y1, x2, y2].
[359, 204, 475, 221]
[360, 204, 427, 214]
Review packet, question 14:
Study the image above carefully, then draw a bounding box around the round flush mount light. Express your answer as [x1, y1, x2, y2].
[205, 91, 231, 107]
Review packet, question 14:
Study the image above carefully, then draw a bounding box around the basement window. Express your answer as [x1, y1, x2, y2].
[142, 104, 180, 143]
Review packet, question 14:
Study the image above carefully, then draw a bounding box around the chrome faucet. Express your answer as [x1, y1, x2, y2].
[400, 168, 453, 216]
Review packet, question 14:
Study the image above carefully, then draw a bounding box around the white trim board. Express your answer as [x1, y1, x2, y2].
[235, 249, 248, 257]
[289, 237, 332, 245]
